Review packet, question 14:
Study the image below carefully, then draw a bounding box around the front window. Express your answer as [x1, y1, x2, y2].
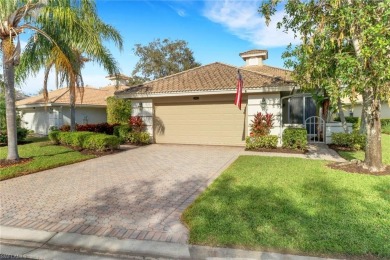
[282, 94, 316, 125]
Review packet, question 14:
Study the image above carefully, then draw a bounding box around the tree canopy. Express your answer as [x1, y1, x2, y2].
[260, 0, 390, 172]
[1, 0, 122, 159]
[132, 38, 201, 81]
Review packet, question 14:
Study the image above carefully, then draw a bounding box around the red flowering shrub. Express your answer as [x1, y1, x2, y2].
[129, 116, 145, 132]
[250, 112, 274, 136]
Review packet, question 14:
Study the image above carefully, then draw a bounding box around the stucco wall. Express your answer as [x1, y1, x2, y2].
[247, 93, 282, 138]
[346, 102, 390, 119]
[62, 107, 107, 126]
[131, 100, 153, 136]
[20, 106, 107, 135]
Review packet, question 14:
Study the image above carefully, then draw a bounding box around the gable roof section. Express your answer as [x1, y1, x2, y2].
[243, 65, 293, 82]
[116, 62, 293, 96]
[16, 87, 112, 107]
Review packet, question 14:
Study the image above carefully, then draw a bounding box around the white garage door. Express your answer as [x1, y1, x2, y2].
[154, 102, 247, 146]
[22, 110, 49, 135]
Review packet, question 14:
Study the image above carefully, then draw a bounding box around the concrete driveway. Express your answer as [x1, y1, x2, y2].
[0, 144, 242, 244]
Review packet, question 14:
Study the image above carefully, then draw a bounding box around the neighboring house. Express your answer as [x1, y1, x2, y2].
[343, 96, 390, 119]
[16, 86, 121, 135]
[116, 50, 322, 146]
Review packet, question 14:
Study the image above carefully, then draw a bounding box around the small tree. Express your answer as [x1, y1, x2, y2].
[106, 97, 132, 125]
[132, 38, 201, 80]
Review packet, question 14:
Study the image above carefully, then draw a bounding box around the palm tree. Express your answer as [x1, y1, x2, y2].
[19, 0, 123, 131]
[1, 0, 122, 160]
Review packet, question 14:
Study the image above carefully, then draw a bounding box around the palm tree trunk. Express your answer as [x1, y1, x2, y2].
[70, 87, 76, 131]
[2, 39, 19, 160]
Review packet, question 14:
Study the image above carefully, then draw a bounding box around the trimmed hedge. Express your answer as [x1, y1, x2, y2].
[246, 135, 278, 150]
[128, 131, 150, 145]
[331, 131, 366, 150]
[49, 131, 120, 151]
[282, 128, 308, 150]
[83, 134, 120, 151]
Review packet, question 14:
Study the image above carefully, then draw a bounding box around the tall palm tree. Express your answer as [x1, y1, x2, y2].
[19, 1, 123, 131]
[1, 0, 122, 160]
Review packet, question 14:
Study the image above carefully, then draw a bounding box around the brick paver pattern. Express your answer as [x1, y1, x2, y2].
[0, 144, 241, 244]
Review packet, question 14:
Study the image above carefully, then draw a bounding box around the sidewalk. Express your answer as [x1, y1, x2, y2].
[0, 226, 338, 260]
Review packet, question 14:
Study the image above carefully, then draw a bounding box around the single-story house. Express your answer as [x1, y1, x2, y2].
[116, 50, 326, 146]
[16, 86, 122, 135]
[343, 96, 390, 119]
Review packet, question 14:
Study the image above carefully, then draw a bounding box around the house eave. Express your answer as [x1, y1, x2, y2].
[116, 85, 297, 99]
[16, 103, 106, 109]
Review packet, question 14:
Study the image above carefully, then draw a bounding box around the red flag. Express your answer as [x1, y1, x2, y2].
[234, 70, 243, 110]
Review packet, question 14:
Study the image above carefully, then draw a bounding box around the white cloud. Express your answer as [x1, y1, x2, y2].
[203, 0, 300, 47]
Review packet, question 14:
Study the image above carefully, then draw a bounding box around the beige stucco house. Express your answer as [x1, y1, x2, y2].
[115, 50, 321, 146]
[343, 96, 390, 119]
[16, 86, 121, 135]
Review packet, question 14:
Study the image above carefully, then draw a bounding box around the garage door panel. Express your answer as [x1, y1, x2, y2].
[155, 102, 246, 146]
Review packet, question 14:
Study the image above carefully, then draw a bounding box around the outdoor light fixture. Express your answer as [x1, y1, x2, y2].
[138, 102, 143, 110]
[261, 97, 267, 110]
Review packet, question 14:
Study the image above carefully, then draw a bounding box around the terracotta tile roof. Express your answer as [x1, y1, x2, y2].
[243, 65, 293, 82]
[239, 50, 268, 56]
[16, 87, 114, 107]
[116, 62, 293, 96]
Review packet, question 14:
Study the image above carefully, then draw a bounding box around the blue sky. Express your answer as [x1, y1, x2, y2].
[20, 0, 298, 95]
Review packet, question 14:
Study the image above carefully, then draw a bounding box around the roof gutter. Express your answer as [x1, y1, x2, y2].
[16, 103, 107, 109]
[116, 85, 297, 99]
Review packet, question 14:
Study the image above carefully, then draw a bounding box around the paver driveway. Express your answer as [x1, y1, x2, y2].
[0, 144, 242, 244]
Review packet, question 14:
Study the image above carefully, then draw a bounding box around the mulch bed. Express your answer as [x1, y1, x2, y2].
[0, 158, 33, 168]
[245, 148, 307, 154]
[328, 145, 390, 176]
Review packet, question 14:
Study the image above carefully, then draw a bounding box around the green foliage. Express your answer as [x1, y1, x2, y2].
[17, 127, 28, 142]
[82, 134, 120, 151]
[250, 112, 274, 136]
[332, 132, 367, 150]
[113, 125, 131, 143]
[282, 128, 308, 150]
[132, 38, 201, 80]
[333, 116, 360, 130]
[0, 127, 28, 143]
[56, 131, 120, 151]
[127, 131, 150, 145]
[246, 135, 278, 150]
[106, 97, 132, 124]
[48, 130, 61, 144]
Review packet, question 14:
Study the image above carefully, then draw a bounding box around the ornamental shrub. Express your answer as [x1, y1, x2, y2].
[0, 127, 29, 143]
[128, 131, 150, 145]
[113, 125, 132, 143]
[68, 131, 95, 147]
[76, 123, 119, 135]
[246, 135, 278, 150]
[59, 124, 71, 132]
[48, 130, 61, 144]
[83, 134, 120, 151]
[129, 116, 146, 132]
[250, 112, 274, 136]
[331, 131, 366, 150]
[282, 127, 308, 150]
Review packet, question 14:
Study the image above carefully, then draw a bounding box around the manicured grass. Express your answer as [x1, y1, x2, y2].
[183, 156, 390, 258]
[0, 138, 95, 181]
[338, 134, 390, 164]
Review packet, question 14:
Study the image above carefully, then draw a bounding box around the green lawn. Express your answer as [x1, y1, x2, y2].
[338, 134, 390, 164]
[0, 138, 95, 181]
[182, 156, 390, 259]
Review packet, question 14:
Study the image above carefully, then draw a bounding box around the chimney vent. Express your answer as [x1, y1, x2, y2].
[239, 50, 268, 66]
